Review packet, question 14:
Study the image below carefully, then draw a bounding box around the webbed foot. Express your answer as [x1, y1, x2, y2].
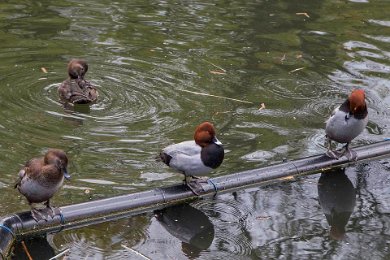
[338, 143, 358, 161]
[186, 176, 209, 195]
[30, 201, 59, 222]
[31, 208, 52, 222]
[325, 149, 342, 159]
[344, 148, 357, 161]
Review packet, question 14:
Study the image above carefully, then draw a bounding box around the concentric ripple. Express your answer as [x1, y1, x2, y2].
[52, 216, 150, 259]
[193, 198, 253, 257]
[43, 59, 180, 129]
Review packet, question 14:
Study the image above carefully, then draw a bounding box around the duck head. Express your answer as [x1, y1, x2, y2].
[348, 89, 366, 115]
[68, 59, 88, 80]
[194, 122, 222, 147]
[45, 149, 70, 180]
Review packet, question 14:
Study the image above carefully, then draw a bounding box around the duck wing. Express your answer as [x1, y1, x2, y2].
[14, 168, 26, 188]
[72, 80, 98, 104]
[85, 86, 98, 102]
[162, 141, 200, 157]
[15, 157, 46, 187]
[161, 141, 212, 175]
[159, 141, 199, 166]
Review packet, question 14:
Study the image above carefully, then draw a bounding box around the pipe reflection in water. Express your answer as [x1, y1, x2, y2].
[12, 236, 55, 260]
[155, 203, 214, 258]
[318, 168, 356, 240]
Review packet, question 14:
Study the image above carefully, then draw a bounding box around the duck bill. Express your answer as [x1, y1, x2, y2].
[63, 169, 71, 180]
[213, 137, 223, 146]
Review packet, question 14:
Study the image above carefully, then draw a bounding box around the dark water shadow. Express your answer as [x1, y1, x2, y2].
[12, 236, 55, 260]
[62, 102, 92, 114]
[59, 102, 92, 126]
[155, 203, 214, 259]
[318, 168, 356, 240]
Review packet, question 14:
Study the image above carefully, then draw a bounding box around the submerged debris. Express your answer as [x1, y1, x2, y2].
[256, 216, 271, 220]
[210, 70, 226, 75]
[48, 248, 70, 260]
[259, 103, 266, 111]
[289, 67, 305, 74]
[296, 12, 310, 18]
[205, 60, 227, 75]
[121, 244, 150, 260]
[21, 241, 33, 260]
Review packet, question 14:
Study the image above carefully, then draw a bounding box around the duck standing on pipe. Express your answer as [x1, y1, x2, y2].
[14, 149, 70, 221]
[325, 89, 368, 160]
[159, 122, 224, 195]
[58, 59, 98, 104]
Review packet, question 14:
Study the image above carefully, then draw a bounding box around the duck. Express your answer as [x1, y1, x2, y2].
[58, 59, 98, 104]
[325, 89, 368, 160]
[14, 149, 70, 221]
[159, 122, 224, 194]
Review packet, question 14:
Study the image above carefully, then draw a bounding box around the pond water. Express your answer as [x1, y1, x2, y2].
[1, 0, 390, 259]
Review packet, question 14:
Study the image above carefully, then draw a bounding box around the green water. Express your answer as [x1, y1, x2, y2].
[1, 0, 390, 259]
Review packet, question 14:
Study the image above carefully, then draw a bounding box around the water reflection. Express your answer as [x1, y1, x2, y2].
[155, 203, 214, 258]
[68, 103, 92, 114]
[318, 168, 356, 240]
[51, 215, 150, 258]
[12, 236, 55, 260]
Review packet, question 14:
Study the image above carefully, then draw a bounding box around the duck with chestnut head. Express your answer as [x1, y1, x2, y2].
[14, 149, 70, 221]
[58, 59, 98, 104]
[159, 122, 224, 194]
[325, 89, 368, 160]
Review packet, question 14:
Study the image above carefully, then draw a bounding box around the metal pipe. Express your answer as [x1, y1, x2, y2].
[1, 141, 390, 257]
[0, 216, 17, 259]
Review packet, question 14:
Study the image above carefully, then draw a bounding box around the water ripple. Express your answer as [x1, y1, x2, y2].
[53, 217, 149, 258]
[194, 198, 253, 256]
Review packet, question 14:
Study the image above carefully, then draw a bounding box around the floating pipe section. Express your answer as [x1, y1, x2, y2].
[1, 141, 390, 258]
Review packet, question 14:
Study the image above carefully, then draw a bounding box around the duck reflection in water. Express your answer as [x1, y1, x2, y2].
[155, 203, 214, 258]
[318, 167, 356, 240]
[12, 236, 55, 260]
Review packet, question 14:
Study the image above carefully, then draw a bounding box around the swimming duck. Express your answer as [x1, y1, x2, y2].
[14, 149, 70, 221]
[325, 89, 368, 160]
[58, 59, 98, 104]
[159, 122, 224, 194]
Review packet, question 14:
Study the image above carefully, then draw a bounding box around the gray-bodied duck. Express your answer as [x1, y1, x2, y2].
[325, 89, 368, 160]
[159, 122, 224, 194]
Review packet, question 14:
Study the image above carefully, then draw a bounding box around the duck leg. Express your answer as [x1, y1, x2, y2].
[43, 200, 57, 218]
[325, 137, 342, 159]
[30, 200, 58, 222]
[30, 208, 46, 222]
[341, 143, 357, 161]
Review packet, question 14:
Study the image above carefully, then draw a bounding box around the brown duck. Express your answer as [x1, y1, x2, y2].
[58, 59, 98, 104]
[14, 149, 70, 221]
